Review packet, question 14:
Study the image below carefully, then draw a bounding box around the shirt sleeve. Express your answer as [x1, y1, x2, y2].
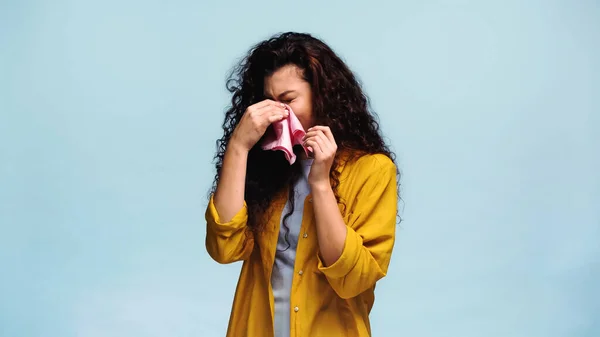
[205, 194, 254, 264]
[317, 155, 398, 299]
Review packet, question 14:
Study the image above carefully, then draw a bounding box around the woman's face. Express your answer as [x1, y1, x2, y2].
[264, 64, 315, 131]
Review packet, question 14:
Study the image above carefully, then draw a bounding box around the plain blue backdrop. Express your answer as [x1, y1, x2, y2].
[1, 0, 599, 336]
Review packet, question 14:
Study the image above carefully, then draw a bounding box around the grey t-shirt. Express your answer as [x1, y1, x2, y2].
[271, 159, 312, 337]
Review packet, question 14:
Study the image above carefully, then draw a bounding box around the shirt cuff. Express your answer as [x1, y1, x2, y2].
[317, 226, 362, 279]
[206, 194, 248, 232]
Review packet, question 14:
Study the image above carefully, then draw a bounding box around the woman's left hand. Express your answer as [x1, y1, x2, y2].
[303, 125, 337, 188]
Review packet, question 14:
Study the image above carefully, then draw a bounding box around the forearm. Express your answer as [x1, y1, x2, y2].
[213, 140, 248, 222]
[311, 183, 347, 267]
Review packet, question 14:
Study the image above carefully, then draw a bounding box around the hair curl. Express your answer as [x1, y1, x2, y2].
[211, 32, 398, 239]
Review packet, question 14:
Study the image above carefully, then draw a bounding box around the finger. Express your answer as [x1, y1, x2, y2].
[315, 131, 333, 152]
[304, 136, 328, 154]
[303, 131, 332, 151]
[267, 113, 286, 124]
[312, 134, 331, 155]
[303, 130, 329, 140]
[257, 105, 288, 117]
[303, 139, 321, 158]
[251, 99, 281, 110]
[308, 126, 336, 145]
[307, 126, 334, 144]
[256, 100, 286, 112]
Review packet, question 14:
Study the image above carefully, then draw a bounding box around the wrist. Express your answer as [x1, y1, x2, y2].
[228, 137, 250, 155]
[309, 180, 332, 194]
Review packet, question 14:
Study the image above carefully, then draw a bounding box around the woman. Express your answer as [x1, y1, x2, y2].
[206, 32, 399, 337]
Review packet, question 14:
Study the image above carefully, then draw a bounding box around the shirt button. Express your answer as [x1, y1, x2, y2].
[294, 306, 299, 312]
[303, 233, 308, 238]
[298, 270, 303, 275]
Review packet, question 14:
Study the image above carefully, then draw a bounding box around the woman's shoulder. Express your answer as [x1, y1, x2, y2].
[338, 152, 397, 180]
[335, 152, 398, 202]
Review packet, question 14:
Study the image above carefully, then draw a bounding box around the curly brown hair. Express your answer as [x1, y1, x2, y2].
[211, 32, 398, 238]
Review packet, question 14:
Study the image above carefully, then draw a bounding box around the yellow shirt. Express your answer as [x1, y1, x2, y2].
[205, 153, 398, 337]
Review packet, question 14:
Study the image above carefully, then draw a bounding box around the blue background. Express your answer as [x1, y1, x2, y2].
[1, 0, 599, 336]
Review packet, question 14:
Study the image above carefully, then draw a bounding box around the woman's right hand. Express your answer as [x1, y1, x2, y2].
[230, 99, 289, 152]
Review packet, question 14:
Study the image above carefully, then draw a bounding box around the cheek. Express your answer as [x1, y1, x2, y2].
[289, 101, 312, 119]
[290, 103, 314, 130]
